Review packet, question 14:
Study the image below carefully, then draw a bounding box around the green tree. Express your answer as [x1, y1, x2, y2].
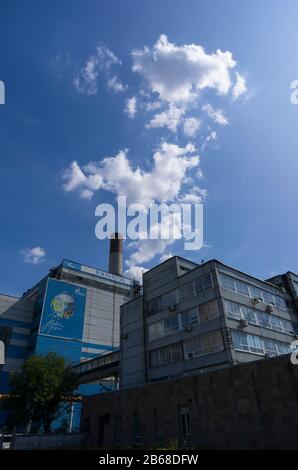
[2, 353, 78, 433]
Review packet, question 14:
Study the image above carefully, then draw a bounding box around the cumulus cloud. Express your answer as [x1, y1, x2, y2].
[132, 34, 237, 104]
[232, 72, 247, 100]
[202, 103, 228, 125]
[124, 96, 137, 118]
[63, 142, 204, 278]
[146, 105, 185, 132]
[73, 46, 125, 95]
[129, 35, 248, 140]
[160, 252, 174, 263]
[202, 130, 218, 151]
[63, 142, 200, 207]
[21, 247, 46, 265]
[183, 117, 201, 137]
[124, 265, 147, 283]
[107, 75, 127, 93]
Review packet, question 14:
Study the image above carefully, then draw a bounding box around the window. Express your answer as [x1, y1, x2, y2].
[184, 336, 203, 359]
[150, 343, 182, 367]
[220, 274, 236, 292]
[179, 282, 195, 302]
[263, 339, 278, 356]
[163, 316, 179, 335]
[232, 331, 249, 352]
[194, 273, 213, 293]
[181, 308, 199, 328]
[148, 315, 179, 341]
[277, 342, 290, 355]
[275, 296, 287, 310]
[281, 319, 294, 334]
[246, 334, 264, 354]
[225, 300, 241, 320]
[257, 311, 271, 329]
[178, 406, 191, 442]
[235, 280, 250, 297]
[199, 300, 219, 322]
[202, 273, 213, 290]
[249, 286, 263, 301]
[147, 297, 161, 315]
[269, 315, 283, 332]
[232, 331, 291, 357]
[184, 331, 223, 359]
[202, 331, 223, 353]
[162, 290, 178, 310]
[262, 290, 275, 306]
[242, 307, 258, 325]
[220, 273, 289, 312]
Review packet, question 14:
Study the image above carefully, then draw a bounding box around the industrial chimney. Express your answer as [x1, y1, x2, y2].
[108, 232, 123, 276]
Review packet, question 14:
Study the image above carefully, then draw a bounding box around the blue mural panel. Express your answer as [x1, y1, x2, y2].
[39, 279, 86, 341]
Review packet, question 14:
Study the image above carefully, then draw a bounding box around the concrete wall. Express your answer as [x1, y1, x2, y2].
[5, 433, 86, 450]
[83, 354, 298, 449]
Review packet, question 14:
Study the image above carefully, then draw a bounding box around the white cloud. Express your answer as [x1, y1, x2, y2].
[21, 247, 46, 265]
[63, 161, 102, 199]
[202, 130, 218, 151]
[74, 46, 122, 96]
[160, 252, 174, 263]
[144, 101, 162, 111]
[132, 34, 237, 104]
[146, 105, 185, 132]
[232, 72, 247, 100]
[183, 117, 201, 137]
[107, 75, 127, 93]
[202, 103, 228, 125]
[63, 142, 200, 207]
[124, 96, 137, 118]
[124, 265, 147, 283]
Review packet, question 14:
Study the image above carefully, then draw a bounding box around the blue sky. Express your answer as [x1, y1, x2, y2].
[1, 0, 298, 295]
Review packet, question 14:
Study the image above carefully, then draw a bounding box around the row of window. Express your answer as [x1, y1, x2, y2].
[148, 300, 219, 341]
[150, 330, 224, 367]
[219, 273, 288, 310]
[147, 273, 213, 315]
[99, 405, 191, 446]
[232, 330, 291, 357]
[225, 300, 298, 335]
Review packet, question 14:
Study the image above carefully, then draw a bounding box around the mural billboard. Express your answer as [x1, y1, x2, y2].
[39, 279, 86, 340]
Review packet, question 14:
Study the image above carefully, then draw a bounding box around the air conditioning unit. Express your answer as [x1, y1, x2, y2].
[187, 352, 193, 359]
[121, 333, 128, 340]
[168, 304, 177, 312]
[266, 305, 273, 313]
[184, 325, 192, 332]
[251, 298, 260, 306]
[280, 287, 286, 293]
[239, 319, 249, 328]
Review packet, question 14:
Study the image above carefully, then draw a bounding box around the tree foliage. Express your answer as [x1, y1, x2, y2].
[2, 353, 78, 433]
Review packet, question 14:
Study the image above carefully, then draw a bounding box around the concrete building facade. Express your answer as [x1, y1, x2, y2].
[83, 353, 298, 449]
[0, 258, 137, 430]
[120, 256, 298, 389]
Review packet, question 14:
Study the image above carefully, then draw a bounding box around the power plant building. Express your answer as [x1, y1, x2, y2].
[0, 236, 137, 430]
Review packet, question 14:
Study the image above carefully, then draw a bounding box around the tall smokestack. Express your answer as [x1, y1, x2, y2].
[109, 232, 123, 276]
